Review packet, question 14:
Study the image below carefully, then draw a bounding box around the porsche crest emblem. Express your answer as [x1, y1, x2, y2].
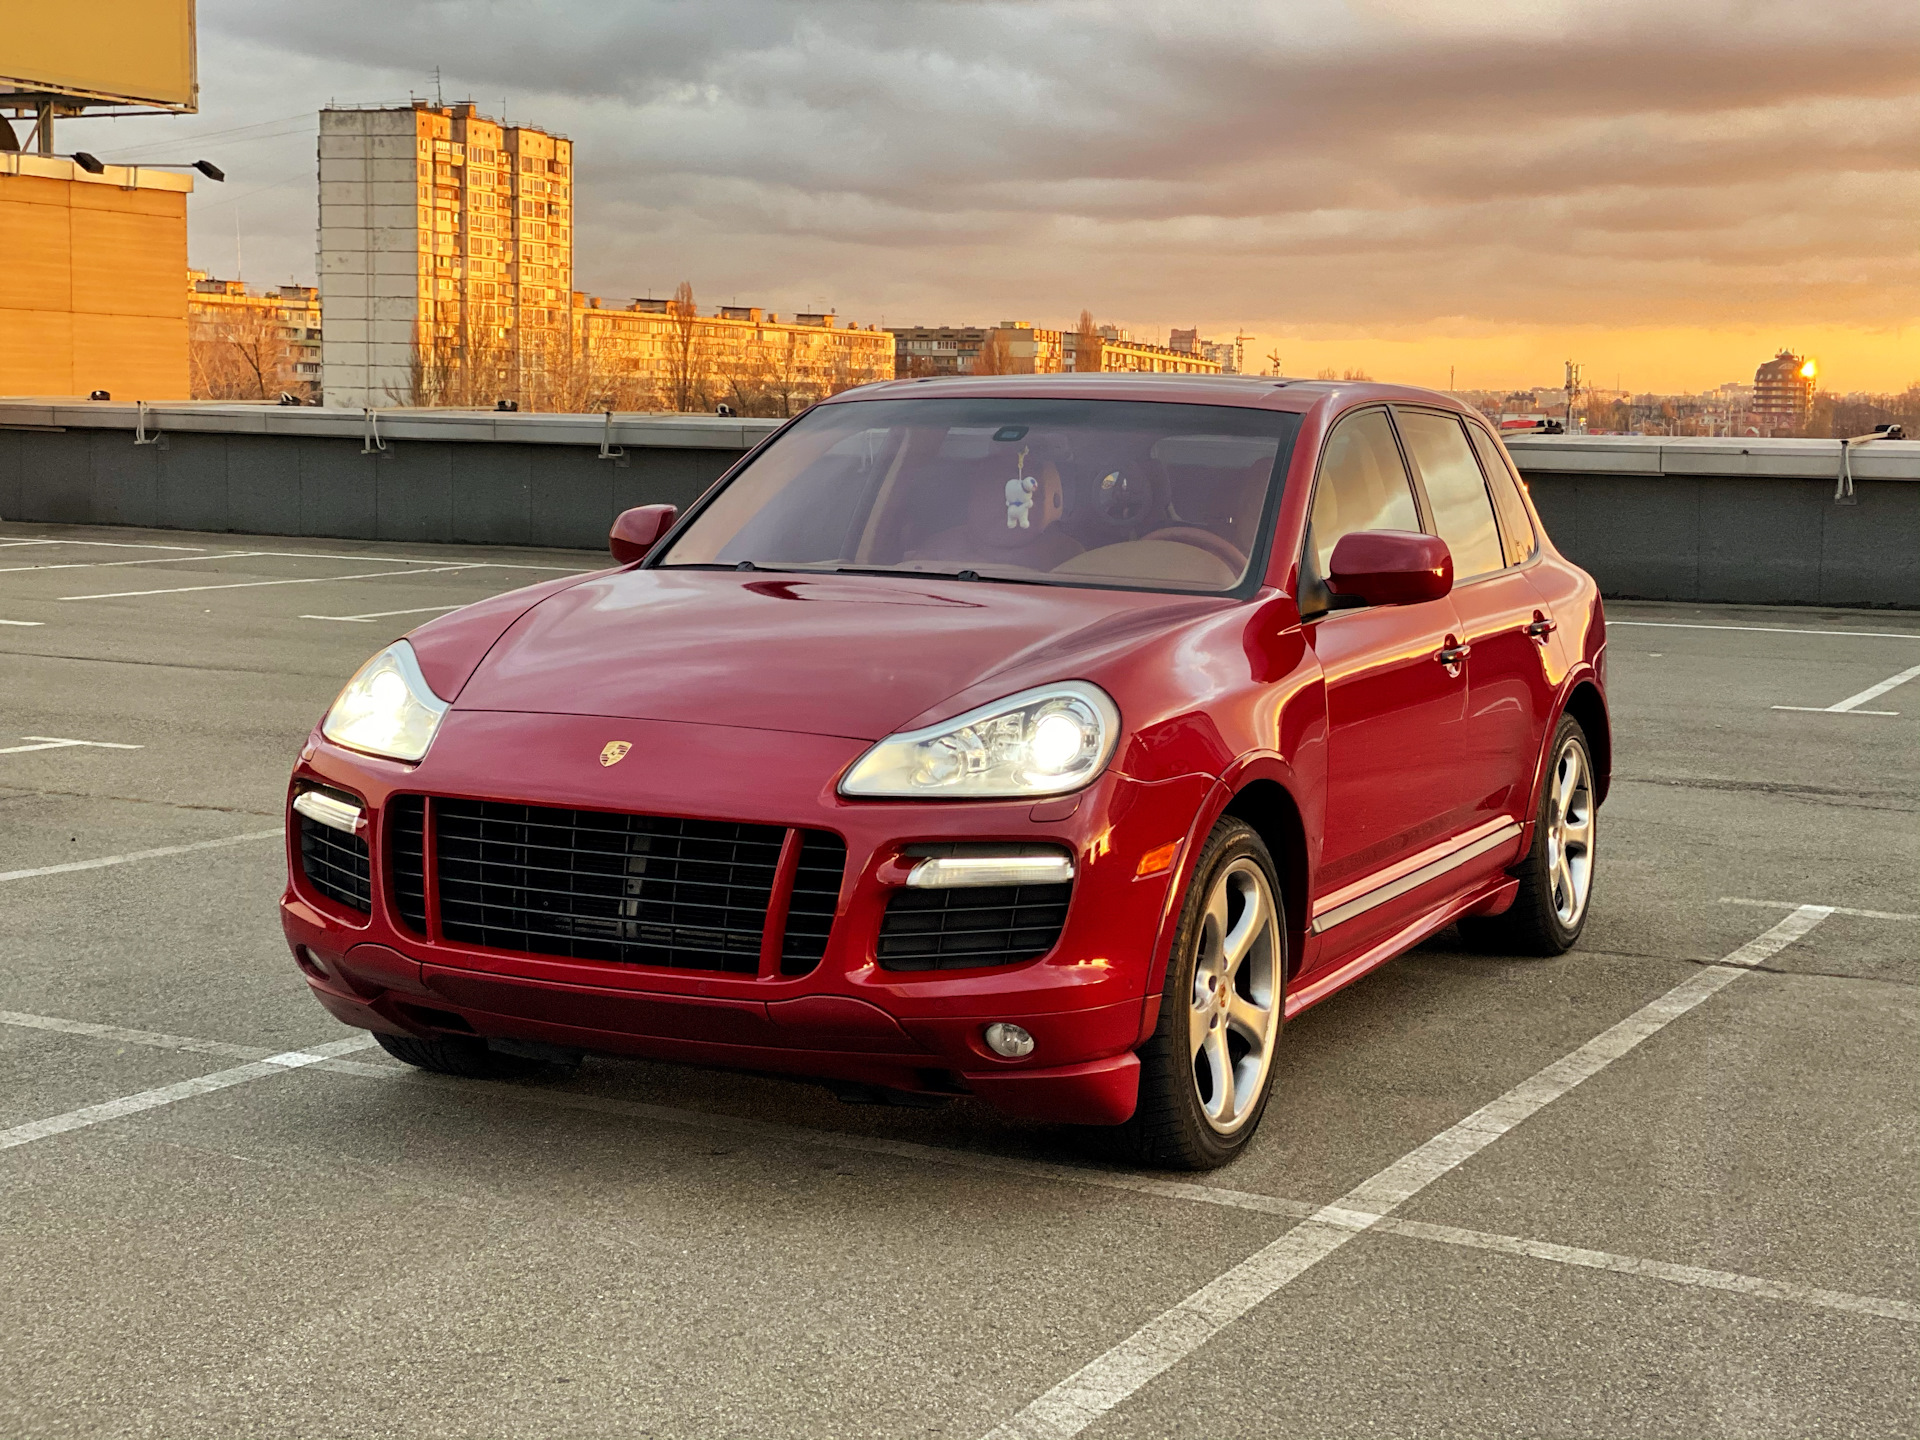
[599, 740, 633, 767]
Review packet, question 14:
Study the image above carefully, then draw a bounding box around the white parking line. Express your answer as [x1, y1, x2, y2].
[1366, 1216, 1916, 1323]
[980, 906, 1835, 1440]
[0, 829, 282, 883]
[60, 563, 486, 601]
[0, 736, 143, 755]
[301, 604, 468, 623]
[0, 1036, 376, 1152]
[0, 619, 44, 626]
[1773, 660, 1920, 717]
[6, 997, 1911, 1325]
[0, 550, 276, 576]
[2, 548, 586, 576]
[0, 1010, 282, 1062]
[0, 539, 207, 551]
[1721, 896, 1918, 921]
[1611, 621, 1920, 641]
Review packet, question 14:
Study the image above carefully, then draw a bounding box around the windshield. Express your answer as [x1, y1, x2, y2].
[658, 397, 1302, 593]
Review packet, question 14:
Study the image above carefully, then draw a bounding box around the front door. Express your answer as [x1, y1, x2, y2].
[1396, 407, 1557, 827]
[1299, 408, 1472, 948]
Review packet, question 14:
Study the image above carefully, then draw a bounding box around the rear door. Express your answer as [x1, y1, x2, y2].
[1396, 407, 1557, 827]
[1299, 408, 1472, 934]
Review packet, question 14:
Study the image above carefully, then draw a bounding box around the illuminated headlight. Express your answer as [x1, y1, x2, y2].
[840, 682, 1120, 799]
[321, 641, 449, 762]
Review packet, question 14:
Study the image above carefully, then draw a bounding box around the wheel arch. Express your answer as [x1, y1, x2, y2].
[1561, 678, 1611, 805]
[1222, 777, 1311, 979]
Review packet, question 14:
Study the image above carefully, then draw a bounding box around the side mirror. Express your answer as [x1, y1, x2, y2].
[610, 504, 677, 564]
[1328, 529, 1452, 606]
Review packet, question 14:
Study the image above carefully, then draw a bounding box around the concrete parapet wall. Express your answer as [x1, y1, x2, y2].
[1506, 435, 1919, 609]
[1, 403, 1915, 607]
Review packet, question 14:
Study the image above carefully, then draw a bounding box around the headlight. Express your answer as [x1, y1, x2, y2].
[840, 682, 1120, 799]
[320, 641, 449, 762]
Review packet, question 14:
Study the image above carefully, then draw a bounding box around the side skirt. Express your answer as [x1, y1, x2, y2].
[1285, 874, 1518, 1020]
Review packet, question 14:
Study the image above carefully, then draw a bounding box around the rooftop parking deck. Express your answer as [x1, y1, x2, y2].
[0, 521, 1914, 1438]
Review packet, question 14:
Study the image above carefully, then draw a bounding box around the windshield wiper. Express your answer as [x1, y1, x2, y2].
[833, 565, 1045, 585]
[833, 565, 970, 580]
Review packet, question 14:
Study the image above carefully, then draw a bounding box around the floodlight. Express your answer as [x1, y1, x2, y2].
[71, 151, 106, 174]
[193, 160, 225, 182]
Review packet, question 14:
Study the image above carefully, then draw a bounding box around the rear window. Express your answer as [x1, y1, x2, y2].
[1469, 425, 1539, 566]
[659, 397, 1302, 594]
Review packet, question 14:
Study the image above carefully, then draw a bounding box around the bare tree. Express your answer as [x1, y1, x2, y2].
[663, 281, 709, 413]
[189, 306, 294, 400]
[1074, 310, 1102, 374]
[970, 327, 1015, 376]
[764, 330, 816, 417]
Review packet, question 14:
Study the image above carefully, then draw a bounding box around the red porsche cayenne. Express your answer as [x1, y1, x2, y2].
[283, 375, 1606, 1168]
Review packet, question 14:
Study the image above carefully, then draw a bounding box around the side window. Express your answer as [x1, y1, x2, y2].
[1304, 409, 1421, 576]
[1395, 409, 1504, 582]
[1468, 424, 1539, 566]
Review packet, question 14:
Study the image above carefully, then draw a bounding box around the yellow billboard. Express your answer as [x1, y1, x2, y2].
[0, 0, 197, 110]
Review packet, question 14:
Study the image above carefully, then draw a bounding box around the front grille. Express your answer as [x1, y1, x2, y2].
[781, 830, 847, 975]
[299, 813, 372, 914]
[877, 883, 1072, 971]
[388, 795, 427, 934]
[434, 799, 787, 973]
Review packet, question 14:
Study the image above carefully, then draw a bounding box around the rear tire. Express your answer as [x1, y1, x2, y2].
[1108, 818, 1286, 1170]
[1459, 714, 1596, 957]
[373, 1031, 548, 1079]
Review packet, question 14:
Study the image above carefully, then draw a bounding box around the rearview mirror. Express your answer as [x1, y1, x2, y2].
[1327, 529, 1452, 606]
[610, 504, 677, 564]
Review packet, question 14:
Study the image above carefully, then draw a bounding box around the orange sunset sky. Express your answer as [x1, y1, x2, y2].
[77, 0, 1920, 395]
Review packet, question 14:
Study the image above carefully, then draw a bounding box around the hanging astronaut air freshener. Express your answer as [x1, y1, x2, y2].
[1005, 446, 1037, 529]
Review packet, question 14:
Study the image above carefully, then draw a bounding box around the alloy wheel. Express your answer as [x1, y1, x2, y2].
[1188, 857, 1281, 1135]
[1546, 738, 1596, 928]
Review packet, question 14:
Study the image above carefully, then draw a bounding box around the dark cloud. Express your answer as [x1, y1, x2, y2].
[69, 0, 1919, 368]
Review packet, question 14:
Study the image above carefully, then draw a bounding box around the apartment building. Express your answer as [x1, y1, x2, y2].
[186, 271, 321, 400]
[1753, 349, 1815, 432]
[893, 322, 1065, 377]
[1169, 328, 1243, 373]
[894, 320, 1225, 379]
[576, 297, 894, 413]
[318, 101, 573, 408]
[1066, 326, 1225, 375]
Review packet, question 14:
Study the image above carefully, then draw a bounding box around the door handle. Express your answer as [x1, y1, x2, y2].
[1525, 618, 1557, 639]
[1436, 641, 1471, 666]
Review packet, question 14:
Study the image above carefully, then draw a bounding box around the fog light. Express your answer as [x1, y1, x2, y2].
[984, 1022, 1035, 1058]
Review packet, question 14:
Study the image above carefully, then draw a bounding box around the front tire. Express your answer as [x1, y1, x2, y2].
[1113, 818, 1286, 1170]
[1459, 714, 1597, 956]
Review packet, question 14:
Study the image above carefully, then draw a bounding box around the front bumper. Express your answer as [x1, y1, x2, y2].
[282, 709, 1213, 1125]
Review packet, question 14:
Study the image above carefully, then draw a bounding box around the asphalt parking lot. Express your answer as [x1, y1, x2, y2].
[1, 520, 1914, 1440]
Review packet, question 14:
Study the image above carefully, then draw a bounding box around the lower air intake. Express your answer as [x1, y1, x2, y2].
[877, 882, 1072, 971]
[298, 813, 372, 914]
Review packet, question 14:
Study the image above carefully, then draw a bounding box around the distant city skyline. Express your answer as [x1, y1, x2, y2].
[58, 0, 1920, 395]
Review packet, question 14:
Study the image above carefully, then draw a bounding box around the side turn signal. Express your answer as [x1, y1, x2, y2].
[1135, 839, 1181, 878]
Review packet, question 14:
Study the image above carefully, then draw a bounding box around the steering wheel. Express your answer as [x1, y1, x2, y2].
[1142, 526, 1247, 572]
[1093, 470, 1154, 526]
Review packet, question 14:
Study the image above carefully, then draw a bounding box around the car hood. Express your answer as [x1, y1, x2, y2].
[452, 568, 1231, 740]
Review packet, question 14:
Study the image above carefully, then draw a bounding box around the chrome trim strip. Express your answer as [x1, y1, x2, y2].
[1310, 821, 1522, 934]
[293, 790, 365, 835]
